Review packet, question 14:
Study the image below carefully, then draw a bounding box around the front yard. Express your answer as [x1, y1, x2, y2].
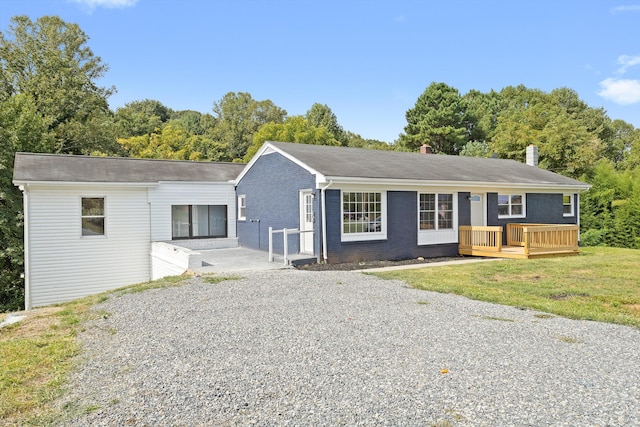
[375, 246, 640, 327]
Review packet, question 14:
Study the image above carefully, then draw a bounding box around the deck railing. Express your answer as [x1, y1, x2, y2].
[268, 227, 314, 266]
[460, 224, 580, 257]
[513, 224, 579, 255]
[459, 226, 503, 253]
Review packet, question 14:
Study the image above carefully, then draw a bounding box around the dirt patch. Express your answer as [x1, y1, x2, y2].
[295, 256, 465, 271]
[549, 292, 590, 300]
[0, 306, 64, 338]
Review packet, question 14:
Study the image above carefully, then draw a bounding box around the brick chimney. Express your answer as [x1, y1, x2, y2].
[420, 144, 433, 154]
[526, 144, 538, 167]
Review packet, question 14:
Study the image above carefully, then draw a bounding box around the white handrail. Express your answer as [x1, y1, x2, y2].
[268, 227, 314, 265]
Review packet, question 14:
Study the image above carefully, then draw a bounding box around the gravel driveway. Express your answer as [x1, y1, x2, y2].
[60, 270, 640, 426]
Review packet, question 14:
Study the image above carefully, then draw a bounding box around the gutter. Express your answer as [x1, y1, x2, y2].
[320, 180, 333, 262]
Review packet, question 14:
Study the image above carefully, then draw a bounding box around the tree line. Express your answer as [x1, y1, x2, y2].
[1, 15, 638, 311]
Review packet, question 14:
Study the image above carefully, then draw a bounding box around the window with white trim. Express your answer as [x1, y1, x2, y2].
[563, 194, 574, 217]
[498, 194, 525, 218]
[341, 191, 385, 241]
[81, 197, 105, 236]
[419, 193, 453, 230]
[238, 195, 246, 221]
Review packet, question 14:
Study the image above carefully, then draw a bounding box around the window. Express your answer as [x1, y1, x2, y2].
[238, 195, 246, 220]
[171, 205, 227, 239]
[498, 194, 525, 218]
[341, 191, 385, 241]
[81, 197, 105, 236]
[563, 194, 574, 217]
[419, 193, 453, 230]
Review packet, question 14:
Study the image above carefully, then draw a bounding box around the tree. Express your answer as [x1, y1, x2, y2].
[0, 95, 55, 311]
[305, 103, 347, 145]
[460, 140, 491, 157]
[115, 99, 173, 137]
[0, 15, 118, 155]
[244, 116, 340, 161]
[462, 89, 503, 143]
[397, 82, 467, 154]
[212, 92, 286, 160]
[344, 131, 393, 150]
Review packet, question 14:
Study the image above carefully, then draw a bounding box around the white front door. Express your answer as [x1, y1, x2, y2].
[299, 191, 314, 254]
[470, 193, 485, 226]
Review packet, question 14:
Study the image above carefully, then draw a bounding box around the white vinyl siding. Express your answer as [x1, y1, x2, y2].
[148, 182, 237, 242]
[25, 186, 150, 308]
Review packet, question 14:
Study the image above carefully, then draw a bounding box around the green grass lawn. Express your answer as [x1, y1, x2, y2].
[374, 246, 640, 327]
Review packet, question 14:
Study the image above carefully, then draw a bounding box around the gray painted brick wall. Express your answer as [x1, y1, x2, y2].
[487, 192, 578, 244]
[325, 190, 459, 263]
[236, 152, 318, 254]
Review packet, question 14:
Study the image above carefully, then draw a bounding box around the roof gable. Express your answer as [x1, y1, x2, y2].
[13, 153, 246, 184]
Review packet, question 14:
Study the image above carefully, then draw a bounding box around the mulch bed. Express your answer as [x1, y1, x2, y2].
[295, 256, 465, 271]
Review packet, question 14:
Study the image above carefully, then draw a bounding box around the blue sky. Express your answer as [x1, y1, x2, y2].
[1, 0, 639, 143]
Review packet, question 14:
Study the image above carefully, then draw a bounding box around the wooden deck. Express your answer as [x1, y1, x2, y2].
[459, 224, 580, 259]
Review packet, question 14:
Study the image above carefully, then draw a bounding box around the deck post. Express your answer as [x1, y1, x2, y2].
[268, 227, 273, 261]
[523, 227, 530, 255]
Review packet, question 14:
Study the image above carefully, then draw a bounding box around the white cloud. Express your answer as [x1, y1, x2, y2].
[616, 54, 640, 74]
[598, 78, 640, 104]
[611, 5, 640, 13]
[70, 0, 138, 9]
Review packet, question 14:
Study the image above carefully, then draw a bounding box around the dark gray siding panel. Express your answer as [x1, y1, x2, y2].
[458, 192, 471, 227]
[236, 152, 317, 253]
[487, 192, 578, 244]
[325, 190, 458, 263]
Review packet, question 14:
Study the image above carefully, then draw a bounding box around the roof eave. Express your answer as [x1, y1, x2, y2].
[13, 180, 159, 188]
[318, 176, 591, 192]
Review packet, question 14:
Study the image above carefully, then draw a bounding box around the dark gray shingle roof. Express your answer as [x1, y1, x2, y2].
[13, 153, 245, 183]
[269, 141, 588, 187]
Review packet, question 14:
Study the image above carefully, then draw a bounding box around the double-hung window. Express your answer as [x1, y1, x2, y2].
[498, 194, 525, 218]
[419, 193, 453, 230]
[563, 194, 574, 217]
[341, 191, 386, 241]
[238, 195, 246, 221]
[171, 205, 228, 239]
[81, 197, 105, 236]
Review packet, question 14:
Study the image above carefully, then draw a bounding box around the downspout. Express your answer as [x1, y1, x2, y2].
[577, 193, 581, 242]
[20, 185, 31, 311]
[320, 180, 333, 262]
[147, 189, 153, 281]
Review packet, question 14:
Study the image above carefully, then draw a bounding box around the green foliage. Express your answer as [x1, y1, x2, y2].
[305, 103, 347, 145]
[0, 95, 55, 311]
[212, 92, 286, 161]
[244, 116, 341, 161]
[0, 15, 117, 155]
[459, 140, 491, 157]
[398, 82, 467, 154]
[580, 161, 640, 249]
[114, 99, 173, 137]
[344, 131, 393, 150]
